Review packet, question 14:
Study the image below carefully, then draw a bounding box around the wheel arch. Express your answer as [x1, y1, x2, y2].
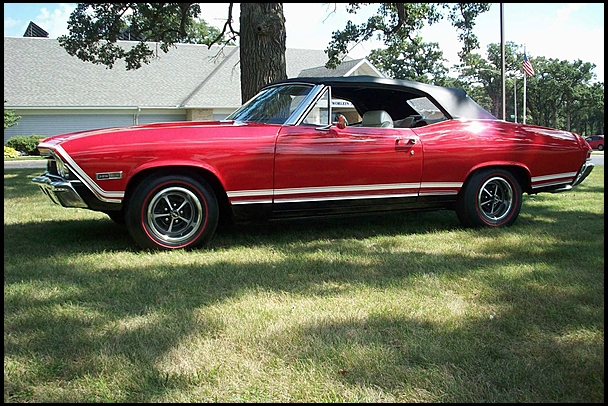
[462, 163, 531, 194]
[123, 166, 234, 225]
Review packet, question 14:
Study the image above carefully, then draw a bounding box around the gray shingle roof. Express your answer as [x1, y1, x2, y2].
[4, 37, 353, 109]
[299, 59, 362, 77]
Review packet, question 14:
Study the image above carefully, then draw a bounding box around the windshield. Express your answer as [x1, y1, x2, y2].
[226, 84, 315, 124]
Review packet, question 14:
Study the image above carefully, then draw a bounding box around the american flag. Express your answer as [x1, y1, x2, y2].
[523, 52, 535, 77]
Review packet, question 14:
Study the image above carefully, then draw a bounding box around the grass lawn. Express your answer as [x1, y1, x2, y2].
[4, 166, 604, 402]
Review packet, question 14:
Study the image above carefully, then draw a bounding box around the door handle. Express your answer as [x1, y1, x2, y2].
[395, 137, 417, 151]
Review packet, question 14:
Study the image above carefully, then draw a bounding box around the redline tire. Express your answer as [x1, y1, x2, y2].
[125, 175, 219, 250]
[456, 168, 522, 228]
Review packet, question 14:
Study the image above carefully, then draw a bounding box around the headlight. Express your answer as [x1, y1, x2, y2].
[55, 158, 71, 179]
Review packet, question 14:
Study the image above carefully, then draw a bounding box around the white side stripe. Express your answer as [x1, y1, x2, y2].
[273, 183, 420, 195]
[55, 146, 124, 203]
[532, 172, 576, 182]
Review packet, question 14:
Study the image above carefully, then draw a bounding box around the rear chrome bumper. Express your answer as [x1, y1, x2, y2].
[549, 161, 595, 193]
[572, 161, 595, 187]
[32, 173, 88, 208]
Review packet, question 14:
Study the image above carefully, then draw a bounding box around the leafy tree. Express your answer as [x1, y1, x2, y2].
[4, 100, 21, 130]
[526, 57, 596, 130]
[576, 82, 605, 136]
[543, 59, 594, 130]
[58, 3, 284, 103]
[455, 41, 520, 118]
[367, 36, 449, 84]
[184, 18, 234, 46]
[58, 3, 490, 103]
[455, 43, 604, 135]
[325, 3, 491, 69]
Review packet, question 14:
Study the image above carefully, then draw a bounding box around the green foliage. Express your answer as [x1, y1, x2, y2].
[4, 100, 21, 129]
[4, 145, 20, 158]
[525, 57, 599, 132]
[325, 3, 491, 69]
[453, 41, 604, 134]
[57, 3, 233, 70]
[5, 135, 46, 156]
[367, 36, 449, 84]
[186, 18, 235, 46]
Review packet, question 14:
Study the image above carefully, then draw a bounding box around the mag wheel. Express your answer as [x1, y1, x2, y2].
[126, 175, 219, 250]
[456, 168, 522, 228]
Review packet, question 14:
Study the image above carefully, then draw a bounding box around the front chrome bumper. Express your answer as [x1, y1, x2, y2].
[32, 173, 88, 208]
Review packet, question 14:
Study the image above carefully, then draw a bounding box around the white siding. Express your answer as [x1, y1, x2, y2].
[4, 112, 186, 144]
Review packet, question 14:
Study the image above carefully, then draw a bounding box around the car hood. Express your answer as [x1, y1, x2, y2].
[40, 120, 238, 145]
[37, 120, 264, 157]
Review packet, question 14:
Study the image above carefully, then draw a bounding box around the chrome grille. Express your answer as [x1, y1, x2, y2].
[46, 159, 58, 175]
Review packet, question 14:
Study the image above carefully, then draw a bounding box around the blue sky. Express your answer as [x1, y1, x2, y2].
[4, 3, 604, 83]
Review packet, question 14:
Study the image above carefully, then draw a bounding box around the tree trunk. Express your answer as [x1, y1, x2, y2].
[239, 3, 287, 103]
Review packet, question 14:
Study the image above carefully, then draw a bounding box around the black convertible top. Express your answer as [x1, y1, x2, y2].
[267, 75, 497, 121]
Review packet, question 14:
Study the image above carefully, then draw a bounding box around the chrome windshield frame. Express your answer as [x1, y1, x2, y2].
[225, 83, 327, 126]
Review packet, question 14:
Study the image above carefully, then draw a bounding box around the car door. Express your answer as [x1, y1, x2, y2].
[272, 123, 423, 218]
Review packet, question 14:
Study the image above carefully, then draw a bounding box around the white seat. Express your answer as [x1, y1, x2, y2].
[361, 110, 394, 128]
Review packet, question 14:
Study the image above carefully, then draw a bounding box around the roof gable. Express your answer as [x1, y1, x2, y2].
[298, 58, 384, 78]
[4, 37, 374, 109]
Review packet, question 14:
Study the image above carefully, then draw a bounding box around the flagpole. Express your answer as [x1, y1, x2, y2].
[500, 3, 506, 121]
[514, 76, 517, 123]
[523, 45, 527, 124]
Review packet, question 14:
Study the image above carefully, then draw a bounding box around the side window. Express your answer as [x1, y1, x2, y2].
[406, 96, 447, 126]
[331, 98, 361, 125]
[302, 90, 330, 126]
[300, 91, 361, 126]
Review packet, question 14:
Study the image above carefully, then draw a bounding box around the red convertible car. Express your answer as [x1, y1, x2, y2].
[32, 76, 595, 250]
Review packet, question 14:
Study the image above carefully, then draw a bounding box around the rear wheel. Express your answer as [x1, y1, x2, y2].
[125, 175, 219, 250]
[598, 144, 604, 151]
[456, 168, 522, 228]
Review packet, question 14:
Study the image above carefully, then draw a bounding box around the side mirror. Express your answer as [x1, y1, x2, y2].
[334, 114, 347, 129]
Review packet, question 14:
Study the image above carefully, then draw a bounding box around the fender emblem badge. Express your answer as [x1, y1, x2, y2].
[96, 171, 123, 180]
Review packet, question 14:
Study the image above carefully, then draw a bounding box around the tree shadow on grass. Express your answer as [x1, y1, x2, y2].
[4, 168, 604, 402]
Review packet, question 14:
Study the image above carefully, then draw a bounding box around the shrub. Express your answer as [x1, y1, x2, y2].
[5, 134, 46, 156]
[4, 146, 21, 159]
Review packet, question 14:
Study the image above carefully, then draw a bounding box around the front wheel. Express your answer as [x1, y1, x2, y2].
[598, 144, 604, 151]
[125, 175, 219, 250]
[456, 168, 522, 228]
